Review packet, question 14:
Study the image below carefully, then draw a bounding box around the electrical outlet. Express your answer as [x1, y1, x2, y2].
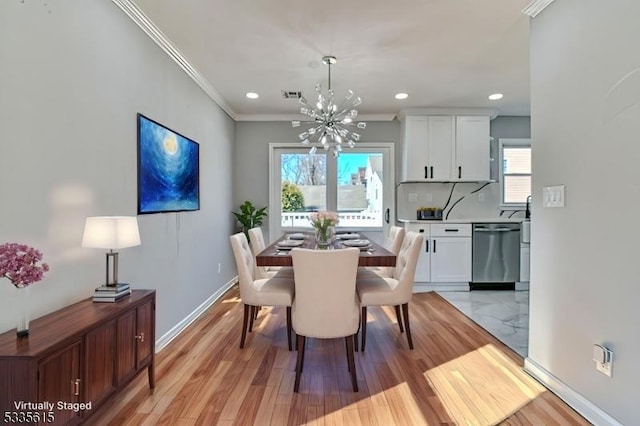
[478, 193, 485, 202]
[596, 361, 612, 377]
[425, 193, 433, 202]
[218, 263, 222, 274]
[593, 344, 613, 377]
[408, 193, 418, 202]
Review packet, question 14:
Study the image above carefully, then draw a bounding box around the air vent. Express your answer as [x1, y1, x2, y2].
[281, 90, 302, 99]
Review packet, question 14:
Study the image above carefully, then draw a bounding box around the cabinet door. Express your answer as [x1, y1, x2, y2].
[414, 238, 431, 282]
[431, 237, 472, 282]
[116, 310, 136, 384]
[402, 116, 429, 181]
[84, 321, 116, 407]
[136, 301, 153, 369]
[455, 116, 490, 181]
[38, 341, 82, 425]
[427, 116, 454, 180]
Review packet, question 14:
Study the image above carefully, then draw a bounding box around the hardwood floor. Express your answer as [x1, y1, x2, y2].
[89, 287, 589, 425]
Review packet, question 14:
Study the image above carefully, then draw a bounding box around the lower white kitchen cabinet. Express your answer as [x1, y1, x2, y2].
[431, 237, 472, 282]
[405, 222, 472, 291]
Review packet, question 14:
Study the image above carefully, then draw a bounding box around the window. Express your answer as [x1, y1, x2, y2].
[269, 144, 394, 239]
[499, 139, 531, 205]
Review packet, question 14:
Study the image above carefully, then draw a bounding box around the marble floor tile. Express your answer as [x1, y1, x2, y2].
[437, 290, 529, 357]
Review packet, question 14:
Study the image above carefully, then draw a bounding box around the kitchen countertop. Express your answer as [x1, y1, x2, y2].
[399, 218, 524, 224]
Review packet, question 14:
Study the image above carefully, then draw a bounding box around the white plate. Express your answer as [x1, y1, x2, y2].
[342, 239, 371, 248]
[336, 233, 360, 240]
[286, 233, 306, 240]
[277, 239, 304, 248]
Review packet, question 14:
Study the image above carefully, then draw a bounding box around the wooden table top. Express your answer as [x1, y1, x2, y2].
[256, 232, 396, 267]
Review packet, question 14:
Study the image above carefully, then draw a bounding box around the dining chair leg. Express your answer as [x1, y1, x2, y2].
[361, 306, 367, 352]
[248, 305, 255, 332]
[345, 335, 358, 392]
[294, 335, 306, 392]
[401, 303, 414, 350]
[394, 305, 405, 333]
[240, 304, 250, 349]
[286, 307, 292, 351]
[344, 338, 350, 372]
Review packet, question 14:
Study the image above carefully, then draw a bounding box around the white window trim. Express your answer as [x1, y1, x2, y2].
[498, 138, 531, 208]
[268, 143, 395, 241]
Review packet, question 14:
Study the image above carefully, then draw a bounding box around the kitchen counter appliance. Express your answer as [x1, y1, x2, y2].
[471, 223, 521, 289]
[417, 207, 443, 220]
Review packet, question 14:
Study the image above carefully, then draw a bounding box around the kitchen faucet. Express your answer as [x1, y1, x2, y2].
[525, 195, 532, 219]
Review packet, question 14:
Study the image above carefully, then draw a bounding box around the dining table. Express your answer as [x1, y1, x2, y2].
[255, 232, 396, 268]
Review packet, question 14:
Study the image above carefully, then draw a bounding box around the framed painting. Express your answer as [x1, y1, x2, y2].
[137, 113, 200, 214]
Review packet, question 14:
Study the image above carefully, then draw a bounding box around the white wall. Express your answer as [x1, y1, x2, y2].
[529, 1, 640, 424]
[0, 1, 236, 339]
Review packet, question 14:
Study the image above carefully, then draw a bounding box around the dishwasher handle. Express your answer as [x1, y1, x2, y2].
[474, 228, 518, 232]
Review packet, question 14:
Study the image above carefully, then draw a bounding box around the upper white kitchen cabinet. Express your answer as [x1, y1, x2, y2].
[401, 114, 491, 182]
[401, 115, 453, 181]
[455, 116, 491, 181]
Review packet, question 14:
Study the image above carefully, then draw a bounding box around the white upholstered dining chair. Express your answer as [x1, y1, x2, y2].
[358, 225, 405, 279]
[356, 231, 423, 351]
[290, 247, 360, 392]
[248, 227, 294, 279]
[357, 226, 406, 332]
[230, 232, 295, 350]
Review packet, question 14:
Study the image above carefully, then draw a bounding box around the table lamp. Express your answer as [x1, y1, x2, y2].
[82, 216, 141, 287]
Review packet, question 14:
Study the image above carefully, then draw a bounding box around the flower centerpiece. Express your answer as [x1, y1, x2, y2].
[309, 211, 339, 248]
[0, 243, 49, 337]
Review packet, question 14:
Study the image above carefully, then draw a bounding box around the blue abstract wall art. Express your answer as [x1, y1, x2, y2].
[137, 114, 200, 214]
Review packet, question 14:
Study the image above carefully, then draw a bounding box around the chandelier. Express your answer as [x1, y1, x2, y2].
[292, 56, 366, 157]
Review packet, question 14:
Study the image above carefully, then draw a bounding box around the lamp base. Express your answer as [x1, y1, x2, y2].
[105, 282, 130, 288]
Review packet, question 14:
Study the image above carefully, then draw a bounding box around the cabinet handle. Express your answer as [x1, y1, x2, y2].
[425, 240, 429, 253]
[424, 166, 428, 179]
[71, 379, 80, 396]
[458, 166, 462, 179]
[135, 332, 145, 343]
[444, 229, 459, 232]
[430, 166, 434, 179]
[433, 239, 437, 252]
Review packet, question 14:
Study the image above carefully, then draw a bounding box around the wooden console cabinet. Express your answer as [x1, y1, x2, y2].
[0, 290, 155, 425]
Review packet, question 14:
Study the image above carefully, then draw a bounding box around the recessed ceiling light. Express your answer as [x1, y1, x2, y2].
[246, 92, 259, 99]
[488, 93, 503, 100]
[395, 93, 409, 100]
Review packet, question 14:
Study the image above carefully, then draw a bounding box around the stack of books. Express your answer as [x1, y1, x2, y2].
[93, 283, 131, 303]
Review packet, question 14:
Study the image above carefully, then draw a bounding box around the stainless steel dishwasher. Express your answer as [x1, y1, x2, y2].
[471, 223, 521, 289]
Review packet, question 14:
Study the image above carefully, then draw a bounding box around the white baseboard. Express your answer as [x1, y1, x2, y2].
[524, 357, 622, 426]
[155, 276, 237, 352]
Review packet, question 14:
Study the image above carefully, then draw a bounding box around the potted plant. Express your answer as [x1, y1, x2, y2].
[232, 201, 268, 242]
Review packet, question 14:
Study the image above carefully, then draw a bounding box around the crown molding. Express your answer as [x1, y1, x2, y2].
[522, 0, 556, 17]
[111, 0, 237, 120]
[235, 113, 397, 122]
[397, 107, 500, 121]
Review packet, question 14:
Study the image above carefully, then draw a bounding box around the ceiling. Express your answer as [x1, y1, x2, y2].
[130, 0, 531, 120]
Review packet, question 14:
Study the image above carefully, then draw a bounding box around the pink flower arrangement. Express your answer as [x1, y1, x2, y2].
[309, 211, 339, 231]
[0, 243, 49, 288]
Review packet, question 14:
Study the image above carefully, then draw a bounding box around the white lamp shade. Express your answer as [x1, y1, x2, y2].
[82, 216, 141, 249]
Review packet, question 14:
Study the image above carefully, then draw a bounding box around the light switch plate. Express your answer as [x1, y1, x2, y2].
[408, 193, 418, 202]
[543, 185, 565, 208]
